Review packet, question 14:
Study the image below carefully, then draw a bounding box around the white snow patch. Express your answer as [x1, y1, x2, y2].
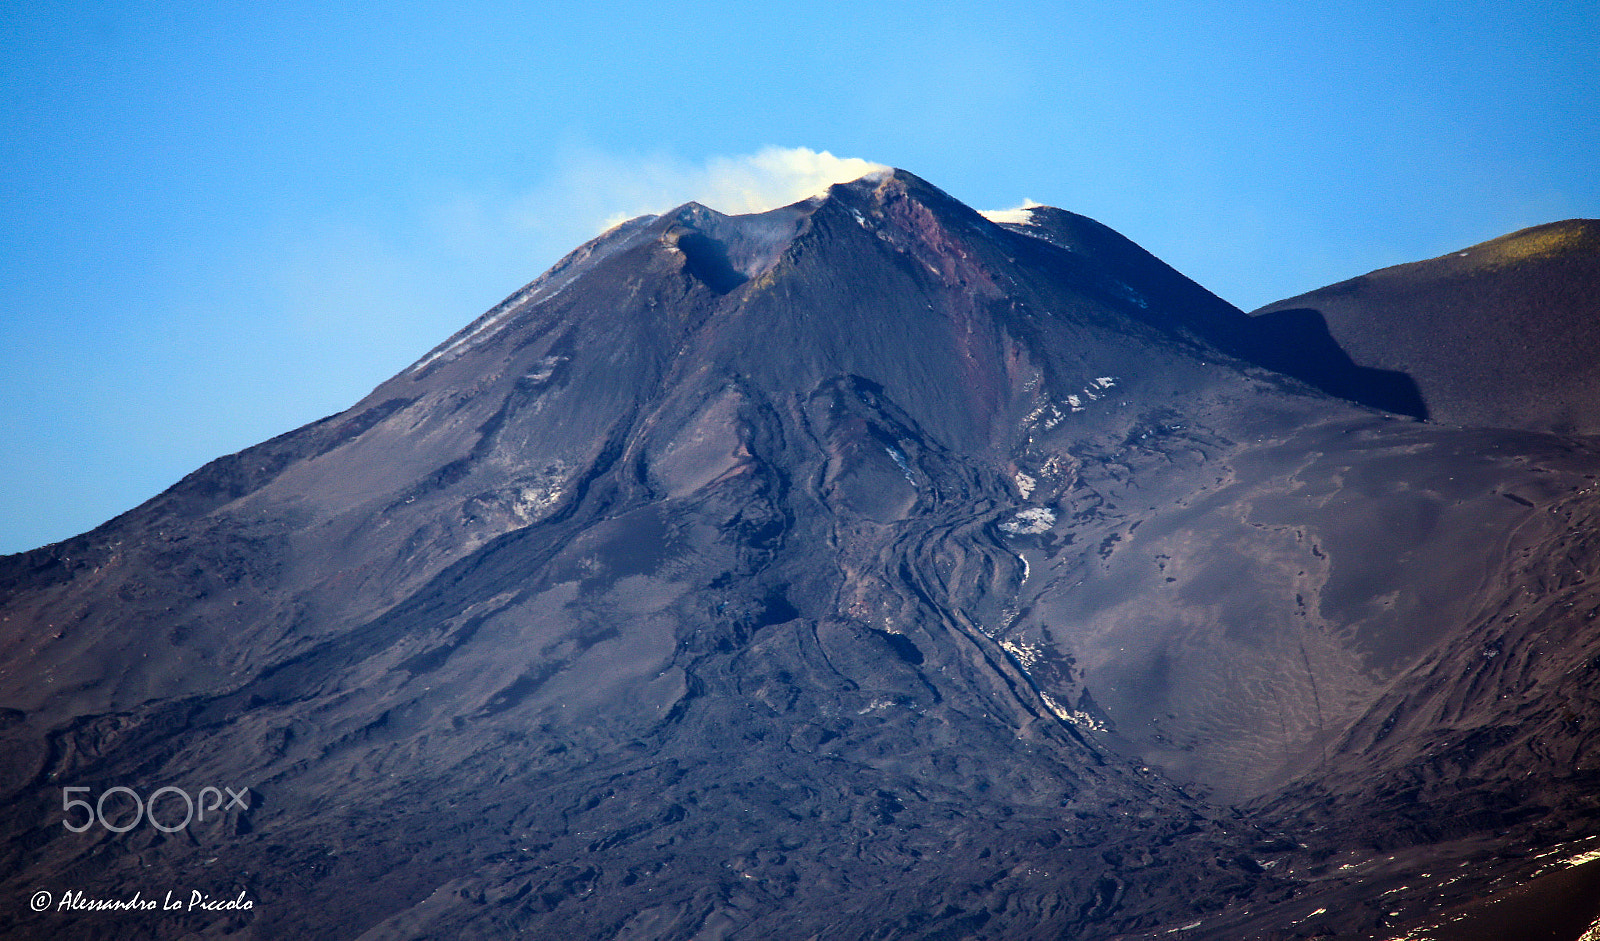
[524, 354, 567, 385]
[411, 299, 530, 373]
[1578, 913, 1600, 941]
[980, 199, 1044, 225]
[1000, 507, 1055, 535]
[886, 446, 917, 486]
[1031, 378, 1120, 422]
[511, 483, 564, 523]
[1014, 471, 1036, 499]
[856, 698, 895, 715]
[1065, 709, 1104, 731]
[1040, 692, 1106, 731]
[1023, 402, 1057, 426]
[1565, 848, 1600, 867]
[1000, 639, 1042, 670]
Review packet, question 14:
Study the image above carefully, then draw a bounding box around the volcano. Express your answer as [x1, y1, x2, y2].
[2, 170, 1598, 940]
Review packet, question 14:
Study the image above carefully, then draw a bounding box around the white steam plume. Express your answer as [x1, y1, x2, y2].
[263, 146, 890, 403]
[522, 146, 888, 233]
[674, 146, 889, 215]
[980, 198, 1044, 225]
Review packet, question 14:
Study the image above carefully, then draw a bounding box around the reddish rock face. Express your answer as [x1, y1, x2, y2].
[1, 171, 1597, 940]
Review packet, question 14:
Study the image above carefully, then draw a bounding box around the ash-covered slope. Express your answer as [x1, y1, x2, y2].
[1253, 219, 1600, 434]
[994, 205, 1429, 419]
[0, 171, 1597, 941]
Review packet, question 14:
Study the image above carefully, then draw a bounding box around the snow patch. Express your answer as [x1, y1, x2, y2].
[1578, 914, 1600, 941]
[1000, 507, 1055, 535]
[523, 355, 567, 386]
[1023, 377, 1121, 431]
[1565, 848, 1600, 867]
[1013, 471, 1035, 499]
[1000, 639, 1041, 670]
[1040, 692, 1106, 731]
[885, 446, 917, 486]
[1069, 376, 1118, 412]
[512, 483, 564, 523]
[856, 697, 898, 715]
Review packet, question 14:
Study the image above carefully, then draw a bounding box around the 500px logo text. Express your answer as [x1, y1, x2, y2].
[61, 786, 249, 833]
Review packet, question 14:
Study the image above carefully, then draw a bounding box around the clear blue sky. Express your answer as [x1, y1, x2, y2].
[3, 1, 1597, 553]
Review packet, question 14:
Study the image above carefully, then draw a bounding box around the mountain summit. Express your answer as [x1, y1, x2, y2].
[3, 170, 1598, 940]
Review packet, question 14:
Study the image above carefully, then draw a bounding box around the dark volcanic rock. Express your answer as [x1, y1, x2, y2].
[1253, 219, 1600, 434]
[997, 206, 1429, 419]
[1, 171, 1598, 941]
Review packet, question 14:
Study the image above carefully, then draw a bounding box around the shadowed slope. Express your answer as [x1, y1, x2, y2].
[998, 206, 1428, 418]
[1253, 220, 1600, 433]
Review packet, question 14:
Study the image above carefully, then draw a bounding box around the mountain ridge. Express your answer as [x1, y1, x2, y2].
[1253, 218, 1600, 434]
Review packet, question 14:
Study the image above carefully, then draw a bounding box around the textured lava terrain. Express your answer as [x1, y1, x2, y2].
[1, 171, 1597, 940]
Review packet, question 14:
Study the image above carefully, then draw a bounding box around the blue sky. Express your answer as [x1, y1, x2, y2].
[3, 1, 1597, 553]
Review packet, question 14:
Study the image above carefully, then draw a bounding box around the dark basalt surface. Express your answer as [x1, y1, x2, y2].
[1253, 219, 1600, 434]
[1, 170, 1597, 940]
